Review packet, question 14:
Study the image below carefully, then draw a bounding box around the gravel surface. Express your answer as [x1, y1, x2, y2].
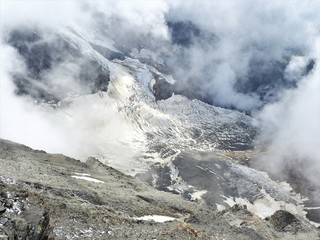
[0, 139, 319, 239]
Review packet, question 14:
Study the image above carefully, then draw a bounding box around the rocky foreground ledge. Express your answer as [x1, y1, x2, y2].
[0, 139, 319, 239]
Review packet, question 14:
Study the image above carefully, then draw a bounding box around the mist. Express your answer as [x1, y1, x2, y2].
[253, 38, 320, 188]
[0, 41, 140, 167]
[0, 0, 319, 185]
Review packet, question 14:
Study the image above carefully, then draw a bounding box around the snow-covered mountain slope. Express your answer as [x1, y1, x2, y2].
[5, 27, 257, 161]
[2, 27, 319, 226]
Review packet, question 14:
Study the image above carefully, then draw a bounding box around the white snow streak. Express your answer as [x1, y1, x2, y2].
[134, 215, 175, 223]
[71, 175, 104, 183]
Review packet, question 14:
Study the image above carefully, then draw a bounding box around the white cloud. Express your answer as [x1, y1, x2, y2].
[0, 0, 319, 188]
[254, 37, 320, 186]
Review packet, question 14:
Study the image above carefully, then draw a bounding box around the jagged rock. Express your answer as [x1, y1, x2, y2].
[26, 211, 52, 240]
[185, 213, 201, 224]
[0, 177, 53, 240]
[0, 191, 6, 200]
[0, 207, 5, 215]
[0, 212, 53, 240]
[0, 217, 8, 225]
[13, 217, 28, 239]
[0, 139, 319, 239]
[152, 76, 174, 101]
[269, 210, 299, 231]
[4, 200, 13, 209]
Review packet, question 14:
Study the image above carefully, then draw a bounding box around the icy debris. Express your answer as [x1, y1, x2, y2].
[190, 190, 207, 201]
[223, 188, 306, 220]
[305, 206, 320, 210]
[148, 65, 176, 84]
[12, 201, 22, 215]
[229, 163, 304, 204]
[216, 204, 226, 212]
[0, 176, 16, 184]
[167, 184, 190, 194]
[134, 215, 176, 223]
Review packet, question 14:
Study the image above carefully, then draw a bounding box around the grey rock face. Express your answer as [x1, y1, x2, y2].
[269, 210, 298, 231]
[0, 185, 53, 240]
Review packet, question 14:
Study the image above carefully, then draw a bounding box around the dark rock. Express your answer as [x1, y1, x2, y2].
[0, 192, 7, 199]
[185, 213, 200, 224]
[269, 210, 298, 231]
[152, 74, 174, 101]
[4, 200, 13, 209]
[0, 217, 8, 225]
[235, 55, 314, 109]
[304, 59, 315, 75]
[230, 204, 242, 213]
[136, 195, 155, 204]
[4, 211, 54, 240]
[28, 211, 52, 240]
[78, 60, 110, 93]
[0, 207, 5, 215]
[13, 217, 28, 239]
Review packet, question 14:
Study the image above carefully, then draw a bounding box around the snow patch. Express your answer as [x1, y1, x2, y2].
[190, 190, 207, 201]
[223, 188, 306, 219]
[73, 173, 91, 176]
[134, 215, 176, 223]
[0, 175, 16, 184]
[216, 204, 226, 212]
[71, 175, 104, 183]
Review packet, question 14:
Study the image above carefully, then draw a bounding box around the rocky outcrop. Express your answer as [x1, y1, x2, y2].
[269, 210, 299, 232]
[0, 139, 319, 239]
[0, 183, 53, 240]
